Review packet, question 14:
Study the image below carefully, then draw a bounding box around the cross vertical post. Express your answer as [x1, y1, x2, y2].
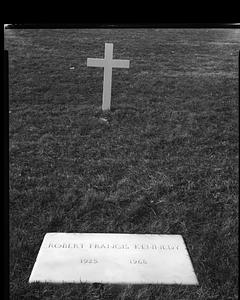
[102, 43, 113, 111]
[87, 43, 130, 111]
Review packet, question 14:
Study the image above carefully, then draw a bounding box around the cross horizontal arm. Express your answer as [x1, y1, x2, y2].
[87, 58, 105, 67]
[112, 59, 130, 68]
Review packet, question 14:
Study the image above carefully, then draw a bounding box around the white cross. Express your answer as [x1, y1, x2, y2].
[87, 43, 130, 111]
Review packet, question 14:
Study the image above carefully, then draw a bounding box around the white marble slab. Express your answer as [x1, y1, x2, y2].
[29, 233, 198, 285]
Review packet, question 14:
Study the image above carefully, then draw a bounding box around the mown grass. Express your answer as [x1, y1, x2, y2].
[5, 28, 239, 299]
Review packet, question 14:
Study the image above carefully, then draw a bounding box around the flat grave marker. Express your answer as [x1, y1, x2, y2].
[29, 233, 198, 285]
[87, 43, 130, 111]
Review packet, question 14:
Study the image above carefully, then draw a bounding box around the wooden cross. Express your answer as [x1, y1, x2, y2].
[87, 43, 130, 111]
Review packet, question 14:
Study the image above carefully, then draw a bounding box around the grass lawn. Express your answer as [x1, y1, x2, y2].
[5, 28, 239, 299]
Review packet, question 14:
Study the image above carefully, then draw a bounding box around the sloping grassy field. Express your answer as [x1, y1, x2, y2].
[5, 28, 239, 299]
